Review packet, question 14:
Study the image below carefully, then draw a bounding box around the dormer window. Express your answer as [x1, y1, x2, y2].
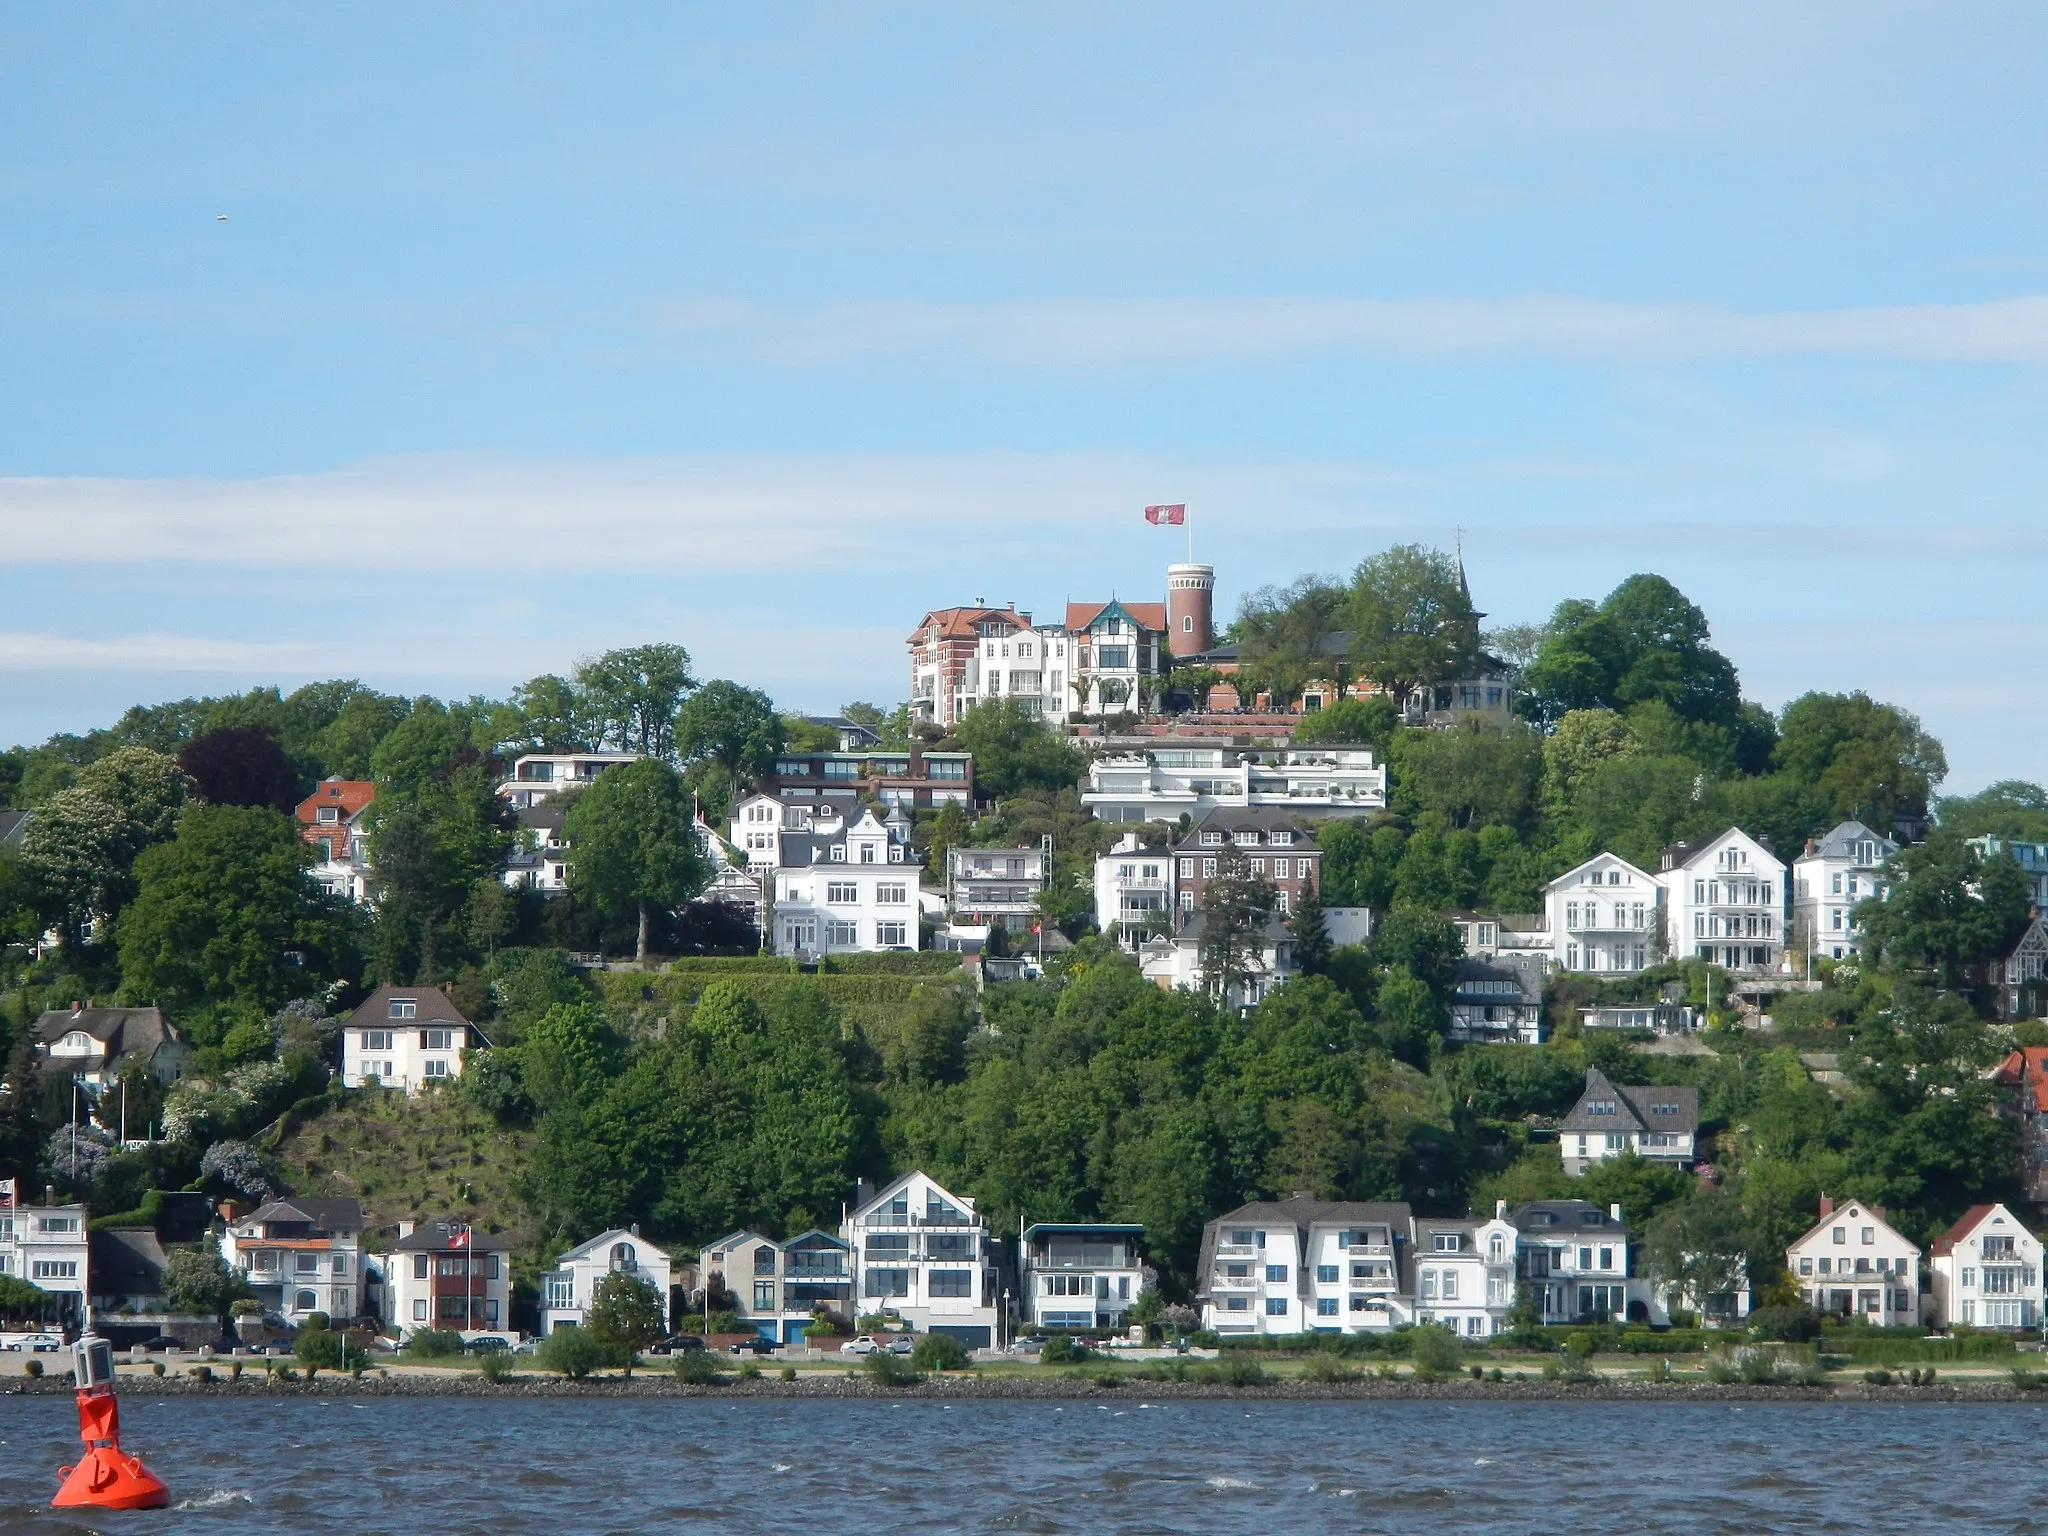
[831, 846, 846, 862]
[1201, 832, 1225, 846]
[1271, 831, 1292, 846]
[1586, 1099, 1616, 1115]
[1433, 1233, 1460, 1252]
[317, 806, 339, 823]
[389, 998, 417, 1020]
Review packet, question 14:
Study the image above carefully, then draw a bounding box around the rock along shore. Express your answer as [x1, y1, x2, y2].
[4, 1373, 2044, 1404]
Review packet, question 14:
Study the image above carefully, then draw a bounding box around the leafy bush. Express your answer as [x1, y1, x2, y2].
[404, 1329, 466, 1360]
[909, 1333, 970, 1372]
[24, 1358, 42, 1378]
[1746, 1306, 1823, 1343]
[1409, 1325, 1465, 1380]
[674, 1350, 722, 1385]
[737, 1361, 762, 1381]
[1830, 1333, 2013, 1363]
[189, 1365, 214, 1383]
[1040, 1334, 1093, 1365]
[477, 1351, 512, 1384]
[864, 1349, 920, 1386]
[2011, 1366, 2047, 1391]
[1300, 1353, 1358, 1384]
[536, 1327, 608, 1380]
[295, 1322, 344, 1373]
[1217, 1353, 1266, 1387]
[779, 1365, 797, 1382]
[1866, 1368, 1894, 1386]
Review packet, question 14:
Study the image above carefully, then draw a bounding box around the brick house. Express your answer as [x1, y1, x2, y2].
[1172, 810, 1321, 925]
[296, 777, 375, 902]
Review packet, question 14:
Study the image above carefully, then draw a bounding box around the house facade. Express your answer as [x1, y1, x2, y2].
[1081, 746, 1386, 824]
[372, 1219, 513, 1338]
[700, 1228, 856, 1344]
[766, 807, 922, 958]
[1968, 835, 2048, 910]
[220, 1197, 363, 1325]
[1544, 853, 1663, 975]
[340, 985, 483, 1094]
[0, 1201, 89, 1327]
[296, 778, 375, 902]
[947, 845, 1048, 930]
[1447, 952, 1548, 1045]
[1990, 918, 2048, 1022]
[539, 1228, 673, 1337]
[1195, 1196, 1414, 1336]
[842, 1172, 1002, 1348]
[1786, 1196, 1920, 1326]
[1792, 821, 1897, 960]
[1094, 833, 1174, 939]
[1139, 914, 1295, 1007]
[496, 752, 641, 810]
[1993, 1046, 2048, 1201]
[1659, 828, 1787, 973]
[1412, 1209, 1521, 1338]
[1558, 1069, 1699, 1176]
[503, 803, 572, 892]
[756, 748, 973, 814]
[908, 605, 1075, 729]
[1066, 599, 1168, 715]
[34, 1004, 189, 1091]
[1020, 1222, 1152, 1332]
[1930, 1203, 2043, 1330]
[1512, 1200, 1642, 1324]
[1171, 810, 1321, 922]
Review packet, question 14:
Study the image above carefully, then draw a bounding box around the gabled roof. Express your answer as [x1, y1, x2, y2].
[0, 809, 29, 846]
[1510, 1199, 1628, 1235]
[34, 1005, 185, 1061]
[242, 1197, 362, 1233]
[909, 606, 1027, 645]
[1197, 1196, 1413, 1302]
[385, 1218, 511, 1253]
[296, 779, 375, 826]
[1659, 826, 1783, 873]
[782, 1228, 851, 1251]
[1787, 1198, 1917, 1255]
[2005, 917, 2048, 961]
[342, 985, 474, 1031]
[1800, 821, 1898, 864]
[1066, 599, 1167, 634]
[1994, 1047, 2048, 1112]
[1174, 808, 1319, 850]
[1453, 953, 1546, 1004]
[1930, 1203, 2012, 1257]
[702, 1229, 777, 1257]
[554, 1228, 672, 1265]
[849, 1169, 979, 1224]
[1545, 851, 1659, 893]
[89, 1227, 167, 1298]
[1558, 1068, 1699, 1135]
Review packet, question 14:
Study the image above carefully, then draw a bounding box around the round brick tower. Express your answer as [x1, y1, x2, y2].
[1166, 563, 1215, 658]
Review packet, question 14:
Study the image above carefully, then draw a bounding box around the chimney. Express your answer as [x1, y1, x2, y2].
[630, 1223, 640, 1237]
[71, 1000, 82, 1015]
[1495, 1200, 1506, 1218]
[1818, 1194, 1834, 1219]
[397, 1219, 416, 1239]
[1609, 1203, 1623, 1223]
[45, 1185, 56, 1206]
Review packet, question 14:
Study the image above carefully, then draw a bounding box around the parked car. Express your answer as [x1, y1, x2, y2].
[727, 1336, 776, 1356]
[650, 1335, 706, 1355]
[4, 1334, 63, 1354]
[464, 1335, 516, 1354]
[136, 1335, 183, 1353]
[885, 1336, 917, 1356]
[1006, 1338, 1044, 1356]
[838, 1336, 879, 1356]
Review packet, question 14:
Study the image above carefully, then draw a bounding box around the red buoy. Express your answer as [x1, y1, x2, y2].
[51, 1334, 170, 1511]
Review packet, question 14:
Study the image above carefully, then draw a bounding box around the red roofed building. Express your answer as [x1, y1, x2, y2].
[296, 777, 375, 903]
[908, 604, 1076, 729]
[1929, 1202, 2043, 1329]
[1995, 1046, 2048, 1201]
[1064, 598, 1167, 717]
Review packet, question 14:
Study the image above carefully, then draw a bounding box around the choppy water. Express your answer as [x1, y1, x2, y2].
[0, 1395, 2037, 1533]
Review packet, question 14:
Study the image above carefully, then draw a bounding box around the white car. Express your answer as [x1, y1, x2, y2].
[6, 1334, 62, 1354]
[838, 1336, 879, 1356]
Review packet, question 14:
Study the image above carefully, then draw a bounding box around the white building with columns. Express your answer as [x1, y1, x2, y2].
[1930, 1203, 2042, 1330]
[1544, 852, 1664, 975]
[1792, 821, 1897, 961]
[1658, 828, 1788, 973]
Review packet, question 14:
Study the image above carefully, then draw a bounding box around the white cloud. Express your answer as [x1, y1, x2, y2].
[655, 293, 2048, 367]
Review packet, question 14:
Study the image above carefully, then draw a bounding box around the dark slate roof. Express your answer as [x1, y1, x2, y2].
[1510, 1199, 1629, 1237]
[1174, 808, 1320, 852]
[0, 809, 29, 846]
[1557, 1068, 1699, 1136]
[89, 1228, 168, 1300]
[1197, 1196, 1413, 1303]
[343, 985, 473, 1030]
[1453, 953, 1546, 1005]
[244, 1197, 362, 1233]
[1803, 820, 1897, 862]
[385, 1218, 511, 1253]
[517, 804, 567, 833]
[34, 1005, 185, 1061]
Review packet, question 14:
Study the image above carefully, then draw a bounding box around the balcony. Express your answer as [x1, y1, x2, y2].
[1209, 1274, 1259, 1291]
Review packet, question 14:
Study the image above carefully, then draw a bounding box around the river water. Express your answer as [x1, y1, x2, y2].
[0, 1395, 2034, 1533]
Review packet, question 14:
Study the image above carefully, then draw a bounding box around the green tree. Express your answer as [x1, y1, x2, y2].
[1641, 1186, 1754, 1317]
[177, 725, 302, 812]
[294, 1314, 346, 1372]
[1196, 847, 1278, 1005]
[564, 758, 707, 963]
[162, 1245, 249, 1329]
[1775, 691, 1947, 833]
[1290, 880, 1332, 975]
[574, 644, 697, 760]
[1391, 724, 1541, 831]
[1290, 696, 1397, 750]
[585, 1271, 666, 1375]
[535, 1325, 609, 1379]
[1234, 577, 1347, 703]
[118, 805, 353, 1020]
[1542, 708, 1639, 808]
[952, 699, 1086, 799]
[1934, 781, 2048, 843]
[511, 674, 591, 753]
[675, 680, 786, 818]
[1855, 831, 2030, 987]
[17, 747, 189, 942]
[1524, 576, 1743, 730]
[1342, 543, 1480, 711]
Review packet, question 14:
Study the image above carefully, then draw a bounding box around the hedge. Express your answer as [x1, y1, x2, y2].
[1826, 1333, 2017, 1363]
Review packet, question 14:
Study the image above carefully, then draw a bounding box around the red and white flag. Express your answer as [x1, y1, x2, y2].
[447, 1225, 471, 1249]
[0, 1177, 13, 1209]
[1143, 503, 1186, 526]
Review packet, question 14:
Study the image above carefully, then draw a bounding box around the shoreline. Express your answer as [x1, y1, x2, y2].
[4, 1374, 2043, 1403]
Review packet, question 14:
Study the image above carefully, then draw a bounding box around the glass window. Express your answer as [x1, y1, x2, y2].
[1265, 1265, 1287, 1283]
[1316, 1298, 1338, 1316]
[1264, 1297, 1288, 1316]
[1316, 1265, 1338, 1283]
[388, 999, 417, 1019]
[928, 1270, 973, 1298]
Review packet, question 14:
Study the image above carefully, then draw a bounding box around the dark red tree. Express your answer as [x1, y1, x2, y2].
[177, 726, 302, 812]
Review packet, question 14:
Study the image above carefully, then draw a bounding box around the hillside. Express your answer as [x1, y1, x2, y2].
[268, 1089, 544, 1255]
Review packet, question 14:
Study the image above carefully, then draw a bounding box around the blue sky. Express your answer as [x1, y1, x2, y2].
[2, 4, 2045, 790]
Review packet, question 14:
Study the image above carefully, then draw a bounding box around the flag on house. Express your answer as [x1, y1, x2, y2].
[0, 1177, 13, 1208]
[1143, 503, 1186, 525]
[447, 1224, 471, 1249]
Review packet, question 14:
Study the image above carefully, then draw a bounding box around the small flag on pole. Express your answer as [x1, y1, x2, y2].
[1143, 503, 1186, 526]
[447, 1224, 471, 1249]
[0, 1177, 14, 1208]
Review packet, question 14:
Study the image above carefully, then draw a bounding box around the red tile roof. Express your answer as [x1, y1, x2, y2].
[1931, 1204, 2000, 1257]
[296, 779, 375, 826]
[1995, 1047, 2048, 1112]
[908, 607, 1017, 645]
[1067, 601, 1167, 633]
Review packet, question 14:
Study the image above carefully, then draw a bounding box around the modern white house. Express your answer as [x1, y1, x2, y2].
[1019, 1222, 1153, 1332]
[1093, 833, 1175, 940]
[1558, 1068, 1699, 1176]
[340, 986, 484, 1094]
[946, 845, 1048, 930]
[496, 751, 642, 810]
[1412, 1209, 1521, 1339]
[371, 1218, 514, 1338]
[219, 1197, 363, 1325]
[842, 1172, 1002, 1348]
[766, 807, 921, 958]
[1511, 1200, 1643, 1324]
[1786, 1196, 1921, 1326]
[1793, 821, 1897, 961]
[538, 1228, 673, 1337]
[907, 605, 1078, 727]
[1930, 1203, 2043, 1330]
[1081, 746, 1387, 824]
[0, 1200, 90, 1328]
[1544, 853, 1664, 974]
[1658, 828, 1788, 973]
[701, 1228, 857, 1344]
[1195, 1196, 1415, 1336]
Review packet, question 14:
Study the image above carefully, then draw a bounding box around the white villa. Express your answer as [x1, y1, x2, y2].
[340, 986, 483, 1095]
[496, 751, 641, 810]
[220, 1197, 363, 1326]
[1412, 1209, 1521, 1339]
[0, 1201, 89, 1329]
[1093, 833, 1175, 939]
[843, 1172, 1002, 1348]
[1660, 828, 1788, 973]
[764, 806, 921, 958]
[539, 1228, 673, 1337]
[1196, 1196, 1415, 1336]
[1558, 1068, 1700, 1176]
[1512, 1200, 1643, 1325]
[1019, 1222, 1153, 1332]
[1787, 1196, 1921, 1326]
[1930, 1203, 2043, 1330]
[1793, 821, 1897, 961]
[1543, 853, 1664, 974]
